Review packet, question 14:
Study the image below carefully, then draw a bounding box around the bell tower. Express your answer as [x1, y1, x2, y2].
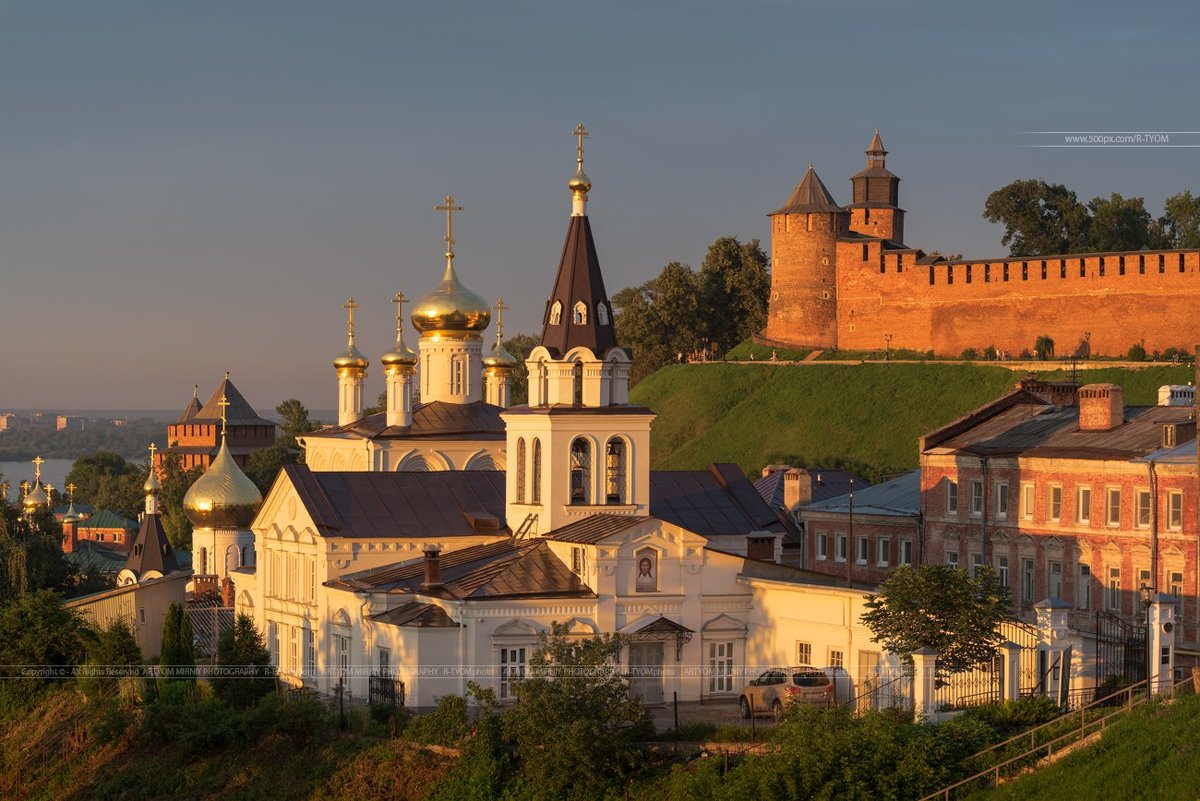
[848, 129, 904, 244]
[501, 125, 654, 536]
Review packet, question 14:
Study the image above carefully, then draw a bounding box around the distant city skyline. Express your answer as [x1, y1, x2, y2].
[3, 1, 1198, 409]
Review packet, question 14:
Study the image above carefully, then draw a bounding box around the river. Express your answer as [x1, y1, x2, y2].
[0, 458, 75, 500]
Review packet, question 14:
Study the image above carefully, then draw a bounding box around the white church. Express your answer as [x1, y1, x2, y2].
[183, 130, 877, 707]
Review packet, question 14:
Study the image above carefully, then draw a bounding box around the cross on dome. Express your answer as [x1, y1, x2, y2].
[435, 195, 464, 260]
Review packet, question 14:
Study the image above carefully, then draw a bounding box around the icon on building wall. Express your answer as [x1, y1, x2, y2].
[635, 547, 657, 593]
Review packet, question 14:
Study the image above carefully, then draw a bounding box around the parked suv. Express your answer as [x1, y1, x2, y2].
[739, 666, 836, 719]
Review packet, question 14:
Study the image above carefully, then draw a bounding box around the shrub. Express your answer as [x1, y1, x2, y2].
[1128, 343, 1148, 361]
[406, 693, 469, 746]
[1035, 335, 1055, 360]
[966, 696, 1060, 736]
[960, 348, 980, 360]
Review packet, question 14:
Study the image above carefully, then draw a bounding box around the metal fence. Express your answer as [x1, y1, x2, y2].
[185, 604, 234, 658]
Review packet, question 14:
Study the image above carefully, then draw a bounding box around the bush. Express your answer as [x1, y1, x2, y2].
[1128, 343, 1148, 361]
[241, 691, 333, 747]
[966, 696, 1060, 736]
[1035, 335, 1055, 360]
[406, 694, 469, 746]
[961, 348, 980, 360]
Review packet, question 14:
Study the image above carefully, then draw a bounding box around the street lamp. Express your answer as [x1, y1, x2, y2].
[1140, 584, 1155, 690]
[884, 334, 893, 362]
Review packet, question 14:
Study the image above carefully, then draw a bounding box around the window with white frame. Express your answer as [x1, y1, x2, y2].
[828, 649, 844, 669]
[378, 647, 391, 675]
[970, 480, 984, 516]
[569, 437, 591, 505]
[1022, 558, 1035, 602]
[1021, 483, 1034, 520]
[836, 534, 847, 562]
[1170, 571, 1184, 598]
[796, 641, 812, 665]
[499, 646, 526, 700]
[997, 555, 1009, 587]
[946, 550, 959, 570]
[900, 540, 914, 566]
[1135, 489, 1151, 528]
[1168, 491, 1183, 530]
[571, 546, 587, 577]
[995, 482, 1009, 520]
[1105, 488, 1121, 527]
[856, 536, 869, 564]
[877, 538, 890, 567]
[971, 552, 984, 578]
[549, 301, 562, 325]
[1107, 567, 1121, 611]
[289, 626, 299, 675]
[516, 438, 527, 503]
[1049, 485, 1062, 522]
[572, 300, 588, 325]
[1078, 564, 1092, 610]
[1077, 486, 1092, 524]
[335, 635, 350, 681]
[605, 438, 626, 504]
[947, 480, 959, 514]
[1048, 560, 1062, 599]
[304, 628, 315, 682]
[267, 620, 279, 666]
[708, 641, 735, 693]
[816, 533, 828, 561]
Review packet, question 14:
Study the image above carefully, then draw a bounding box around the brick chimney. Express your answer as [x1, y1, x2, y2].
[783, 468, 811, 510]
[1078, 384, 1125, 432]
[220, 576, 235, 608]
[422, 548, 442, 591]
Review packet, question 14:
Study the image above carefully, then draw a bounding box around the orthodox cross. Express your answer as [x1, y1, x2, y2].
[573, 123, 589, 167]
[148, 442, 158, 462]
[66, 482, 77, 500]
[44, 484, 54, 507]
[392, 291, 408, 335]
[435, 195, 463, 258]
[494, 298, 508, 341]
[218, 393, 230, 438]
[32, 455, 44, 482]
[343, 297, 359, 339]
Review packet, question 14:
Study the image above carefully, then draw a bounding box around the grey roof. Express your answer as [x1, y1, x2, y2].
[544, 514, 650, 543]
[1137, 438, 1197, 464]
[124, 513, 181, 577]
[284, 464, 508, 538]
[177, 395, 203, 423]
[195, 377, 274, 427]
[65, 541, 129, 574]
[369, 602, 460, 628]
[769, 166, 846, 216]
[332, 539, 594, 600]
[753, 469, 866, 510]
[804, 470, 921, 518]
[538, 214, 620, 358]
[650, 464, 783, 536]
[309, 401, 505, 441]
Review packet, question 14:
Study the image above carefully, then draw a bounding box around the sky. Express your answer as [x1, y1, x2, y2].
[2, 0, 1198, 411]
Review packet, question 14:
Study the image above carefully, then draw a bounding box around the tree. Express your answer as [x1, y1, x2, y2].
[0, 589, 87, 707]
[983, 179, 1091, 256]
[245, 442, 295, 494]
[277, 399, 318, 446]
[613, 261, 703, 384]
[81, 619, 142, 700]
[0, 500, 75, 600]
[1034, 334, 1055, 360]
[861, 565, 1011, 677]
[1159, 191, 1200, 249]
[158, 448, 202, 550]
[503, 332, 540, 407]
[697, 236, 771, 351]
[1086, 193, 1152, 252]
[212, 612, 275, 707]
[158, 602, 195, 692]
[502, 623, 649, 800]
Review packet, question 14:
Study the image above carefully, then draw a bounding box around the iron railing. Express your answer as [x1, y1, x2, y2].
[368, 674, 405, 708]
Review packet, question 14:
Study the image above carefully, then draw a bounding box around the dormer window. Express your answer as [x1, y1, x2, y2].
[549, 301, 562, 325]
[573, 301, 588, 325]
[597, 302, 609, 325]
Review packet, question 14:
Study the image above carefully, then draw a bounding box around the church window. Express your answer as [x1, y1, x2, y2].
[605, 438, 627, 504]
[516, 438, 527, 503]
[304, 628, 315, 682]
[708, 641, 735, 693]
[597, 302, 609, 325]
[573, 361, 583, 405]
[499, 647, 526, 700]
[532, 439, 542, 503]
[451, 356, 466, 396]
[138, 607, 146, 625]
[571, 546, 586, 576]
[549, 301, 563, 325]
[569, 438, 591, 505]
[573, 301, 588, 325]
[200, 547, 207, 575]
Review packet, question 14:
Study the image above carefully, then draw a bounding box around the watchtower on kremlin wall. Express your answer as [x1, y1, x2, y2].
[761, 131, 1200, 357]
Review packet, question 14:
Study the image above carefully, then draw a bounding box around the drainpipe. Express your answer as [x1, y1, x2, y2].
[980, 457, 990, 562]
[846, 478, 855, 588]
[1149, 461, 1159, 592]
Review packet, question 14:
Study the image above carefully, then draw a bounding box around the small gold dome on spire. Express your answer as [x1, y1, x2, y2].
[569, 123, 592, 201]
[482, 298, 517, 367]
[411, 196, 492, 334]
[382, 291, 419, 367]
[333, 297, 370, 370]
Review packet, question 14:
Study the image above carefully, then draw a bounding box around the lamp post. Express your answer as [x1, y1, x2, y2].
[1140, 584, 1155, 688]
[884, 334, 893, 362]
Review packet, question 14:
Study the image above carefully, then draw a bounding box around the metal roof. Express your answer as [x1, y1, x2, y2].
[124, 513, 181, 577]
[753, 468, 866, 509]
[78, 509, 137, 531]
[195, 377, 274, 427]
[308, 401, 505, 441]
[544, 514, 650, 543]
[369, 602, 460, 628]
[804, 470, 921, 518]
[769, 166, 846, 216]
[538, 214, 620, 358]
[650, 464, 782, 536]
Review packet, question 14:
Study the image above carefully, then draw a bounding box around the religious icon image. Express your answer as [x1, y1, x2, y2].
[635, 547, 657, 592]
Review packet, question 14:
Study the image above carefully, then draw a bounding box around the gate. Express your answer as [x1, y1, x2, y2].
[1095, 611, 1147, 687]
[934, 619, 1040, 709]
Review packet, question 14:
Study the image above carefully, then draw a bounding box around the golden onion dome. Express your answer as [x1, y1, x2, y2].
[143, 469, 162, 495]
[23, 481, 46, 510]
[333, 338, 370, 371]
[381, 331, 418, 368]
[568, 166, 592, 197]
[62, 500, 82, 524]
[411, 260, 492, 334]
[183, 439, 263, 528]
[483, 340, 517, 368]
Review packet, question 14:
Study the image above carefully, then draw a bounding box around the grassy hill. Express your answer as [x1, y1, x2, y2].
[972, 692, 1200, 800]
[629, 363, 1195, 482]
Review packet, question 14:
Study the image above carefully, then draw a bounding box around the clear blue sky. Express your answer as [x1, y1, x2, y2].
[3, 0, 1197, 411]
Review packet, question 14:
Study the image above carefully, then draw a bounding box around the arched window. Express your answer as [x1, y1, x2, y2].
[516, 438, 527, 503]
[605, 438, 626, 504]
[597, 302, 609, 325]
[572, 361, 583, 405]
[570, 438, 591, 505]
[573, 301, 588, 325]
[549, 301, 563, 325]
[531, 439, 542, 503]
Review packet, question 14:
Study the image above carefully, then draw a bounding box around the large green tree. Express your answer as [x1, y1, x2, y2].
[1159, 191, 1200, 249]
[1087, 193, 1153, 253]
[212, 612, 275, 708]
[157, 601, 195, 692]
[157, 448, 203, 550]
[698, 236, 771, 351]
[503, 332, 539, 407]
[64, 452, 148, 520]
[861, 564, 1011, 677]
[80, 619, 142, 700]
[0, 590, 87, 707]
[982, 179, 1092, 256]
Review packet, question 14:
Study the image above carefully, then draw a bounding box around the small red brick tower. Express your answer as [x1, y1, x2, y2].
[847, 129, 904, 244]
[763, 165, 848, 348]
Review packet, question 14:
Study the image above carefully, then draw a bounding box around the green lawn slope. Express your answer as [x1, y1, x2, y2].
[630, 363, 1194, 481]
[970, 692, 1200, 801]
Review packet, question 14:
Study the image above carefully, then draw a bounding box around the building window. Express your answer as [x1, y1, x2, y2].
[1168, 491, 1183, 530]
[597, 302, 609, 325]
[531, 439, 542, 503]
[1022, 558, 1035, 602]
[1138, 568, 1152, 592]
[970, 480, 984, 516]
[1048, 560, 1063, 598]
[605, 438, 626, 504]
[971, 552, 984, 578]
[304, 628, 315, 681]
[335, 635, 350, 681]
[1106, 488, 1121, 527]
[877, 538, 890, 567]
[569, 438, 591, 505]
[1077, 487, 1092, 524]
[828, 649, 844, 669]
[571, 546, 587, 577]
[378, 647, 390, 675]
[796, 641, 812, 665]
[1078, 564, 1092, 610]
[451, 356, 466, 396]
[289, 627, 299, 675]
[946, 550, 959, 570]
[1107, 567, 1121, 611]
[1170, 571, 1184, 598]
[947, 480, 959, 514]
[516, 438, 526, 503]
[835, 534, 848, 563]
[900, 540, 913, 566]
[500, 647, 526, 700]
[1136, 489, 1151, 528]
[1021, 483, 1034, 520]
[138, 607, 146, 624]
[267, 621, 279, 665]
[708, 641, 735, 693]
[816, 533, 828, 561]
[995, 482, 1009, 520]
[573, 301, 588, 325]
[996, 555, 1009, 587]
[856, 536, 869, 565]
[862, 243, 869, 261]
[1049, 485, 1062, 522]
[549, 301, 562, 325]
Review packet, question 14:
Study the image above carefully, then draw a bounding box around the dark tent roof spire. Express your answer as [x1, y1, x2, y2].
[769, 165, 846, 216]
